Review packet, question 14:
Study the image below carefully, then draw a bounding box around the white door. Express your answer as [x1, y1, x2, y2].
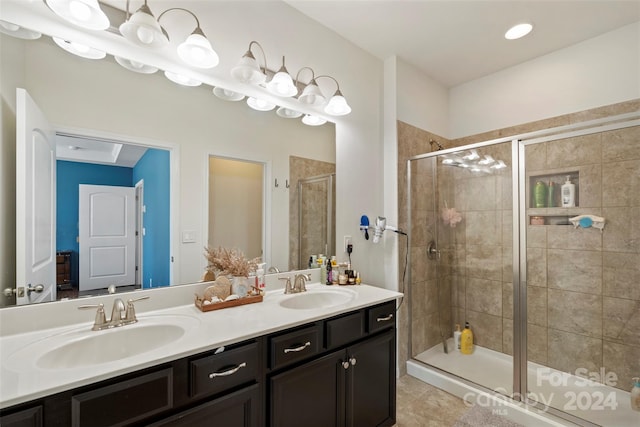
[79, 184, 136, 291]
[15, 88, 56, 305]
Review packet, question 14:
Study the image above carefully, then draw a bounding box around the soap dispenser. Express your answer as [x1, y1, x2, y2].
[631, 377, 640, 412]
[561, 175, 576, 207]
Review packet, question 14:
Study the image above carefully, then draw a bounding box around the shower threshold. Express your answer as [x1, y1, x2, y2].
[411, 340, 638, 427]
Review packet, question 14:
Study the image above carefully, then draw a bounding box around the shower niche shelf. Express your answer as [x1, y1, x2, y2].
[527, 170, 579, 209]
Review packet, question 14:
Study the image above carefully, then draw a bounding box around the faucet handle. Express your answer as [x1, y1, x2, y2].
[279, 276, 293, 294]
[124, 295, 150, 323]
[78, 303, 107, 330]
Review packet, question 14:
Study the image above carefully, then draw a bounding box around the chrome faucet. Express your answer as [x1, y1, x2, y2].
[293, 273, 311, 293]
[280, 276, 294, 294]
[79, 296, 150, 331]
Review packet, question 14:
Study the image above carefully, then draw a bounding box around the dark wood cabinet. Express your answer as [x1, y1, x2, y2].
[149, 384, 260, 427]
[0, 300, 396, 427]
[0, 406, 42, 427]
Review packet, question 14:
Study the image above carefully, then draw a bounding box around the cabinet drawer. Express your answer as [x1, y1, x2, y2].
[270, 325, 320, 370]
[367, 301, 396, 334]
[325, 311, 364, 349]
[72, 368, 172, 427]
[0, 405, 43, 427]
[190, 341, 259, 398]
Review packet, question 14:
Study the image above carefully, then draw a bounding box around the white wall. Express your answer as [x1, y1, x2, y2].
[449, 22, 640, 138]
[396, 59, 449, 138]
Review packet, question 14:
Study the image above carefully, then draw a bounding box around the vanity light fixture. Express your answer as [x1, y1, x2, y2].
[164, 70, 202, 87]
[45, 0, 110, 30]
[213, 87, 245, 101]
[266, 56, 298, 97]
[120, 1, 219, 68]
[0, 20, 41, 40]
[53, 36, 106, 59]
[276, 107, 303, 119]
[505, 22, 533, 40]
[231, 41, 268, 85]
[302, 114, 327, 126]
[247, 97, 276, 112]
[230, 40, 351, 118]
[114, 56, 158, 74]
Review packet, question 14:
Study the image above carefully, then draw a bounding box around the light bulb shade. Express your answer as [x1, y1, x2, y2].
[276, 107, 303, 119]
[298, 80, 326, 105]
[164, 71, 201, 87]
[119, 4, 168, 48]
[45, 0, 110, 30]
[0, 20, 41, 40]
[53, 36, 106, 59]
[302, 114, 327, 126]
[266, 62, 298, 97]
[324, 90, 351, 116]
[177, 29, 219, 69]
[114, 56, 158, 74]
[213, 87, 245, 101]
[231, 53, 266, 85]
[247, 97, 276, 112]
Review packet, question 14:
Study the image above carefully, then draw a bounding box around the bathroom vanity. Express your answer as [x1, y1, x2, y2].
[0, 283, 400, 427]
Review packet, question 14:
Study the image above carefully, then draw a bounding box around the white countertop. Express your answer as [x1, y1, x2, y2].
[0, 282, 401, 409]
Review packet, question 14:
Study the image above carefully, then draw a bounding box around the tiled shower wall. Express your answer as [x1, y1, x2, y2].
[397, 99, 640, 384]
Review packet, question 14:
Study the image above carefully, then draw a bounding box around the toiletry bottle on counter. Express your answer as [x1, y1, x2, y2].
[561, 175, 575, 207]
[631, 377, 640, 412]
[326, 260, 333, 285]
[454, 324, 462, 351]
[460, 322, 474, 355]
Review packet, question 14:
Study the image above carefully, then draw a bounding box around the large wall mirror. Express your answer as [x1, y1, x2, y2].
[0, 32, 335, 308]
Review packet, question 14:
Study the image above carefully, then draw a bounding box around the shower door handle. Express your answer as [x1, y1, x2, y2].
[427, 241, 440, 260]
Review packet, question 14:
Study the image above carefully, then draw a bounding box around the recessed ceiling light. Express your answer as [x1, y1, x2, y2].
[505, 23, 533, 40]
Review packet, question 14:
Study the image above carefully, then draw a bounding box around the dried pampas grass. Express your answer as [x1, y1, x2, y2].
[204, 246, 260, 277]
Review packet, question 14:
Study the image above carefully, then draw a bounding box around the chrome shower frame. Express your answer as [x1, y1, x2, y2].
[406, 111, 640, 427]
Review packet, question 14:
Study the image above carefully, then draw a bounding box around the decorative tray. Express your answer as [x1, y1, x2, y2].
[194, 292, 263, 312]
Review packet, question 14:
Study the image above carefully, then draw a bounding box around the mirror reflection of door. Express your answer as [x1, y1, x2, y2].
[208, 157, 264, 262]
[297, 174, 335, 269]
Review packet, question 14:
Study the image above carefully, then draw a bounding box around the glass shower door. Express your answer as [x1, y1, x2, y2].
[297, 174, 335, 269]
[409, 140, 515, 398]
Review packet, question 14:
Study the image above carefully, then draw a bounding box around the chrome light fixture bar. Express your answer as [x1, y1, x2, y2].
[45, 0, 110, 30]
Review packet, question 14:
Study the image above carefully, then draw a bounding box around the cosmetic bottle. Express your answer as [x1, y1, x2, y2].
[534, 181, 547, 208]
[326, 260, 332, 285]
[631, 377, 640, 412]
[561, 175, 575, 207]
[460, 322, 474, 355]
[454, 324, 462, 351]
[547, 181, 556, 207]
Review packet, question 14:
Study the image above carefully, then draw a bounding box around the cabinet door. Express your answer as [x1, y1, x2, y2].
[0, 406, 42, 427]
[270, 350, 346, 427]
[149, 384, 260, 427]
[346, 330, 396, 427]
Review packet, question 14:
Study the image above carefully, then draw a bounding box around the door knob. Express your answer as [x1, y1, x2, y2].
[26, 284, 45, 296]
[3, 288, 16, 297]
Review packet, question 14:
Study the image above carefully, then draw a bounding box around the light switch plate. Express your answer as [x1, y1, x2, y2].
[182, 230, 197, 243]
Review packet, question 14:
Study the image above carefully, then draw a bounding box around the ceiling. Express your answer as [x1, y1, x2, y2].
[285, 0, 640, 87]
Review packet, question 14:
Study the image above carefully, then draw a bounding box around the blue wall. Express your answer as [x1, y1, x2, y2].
[133, 149, 170, 288]
[56, 148, 170, 289]
[56, 161, 133, 286]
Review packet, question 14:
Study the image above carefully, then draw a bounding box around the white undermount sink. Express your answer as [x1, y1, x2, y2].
[278, 287, 357, 310]
[6, 315, 199, 371]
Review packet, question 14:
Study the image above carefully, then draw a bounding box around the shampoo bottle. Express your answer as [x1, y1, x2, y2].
[632, 377, 640, 412]
[561, 175, 575, 207]
[460, 322, 474, 355]
[454, 324, 462, 351]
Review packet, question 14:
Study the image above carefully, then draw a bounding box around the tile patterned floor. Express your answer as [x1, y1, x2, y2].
[395, 375, 470, 427]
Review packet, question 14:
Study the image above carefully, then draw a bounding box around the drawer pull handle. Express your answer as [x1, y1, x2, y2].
[377, 314, 394, 322]
[284, 341, 311, 353]
[209, 362, 246, 379]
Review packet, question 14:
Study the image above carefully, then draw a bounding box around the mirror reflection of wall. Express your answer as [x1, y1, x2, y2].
[208, 157, 264, 263]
